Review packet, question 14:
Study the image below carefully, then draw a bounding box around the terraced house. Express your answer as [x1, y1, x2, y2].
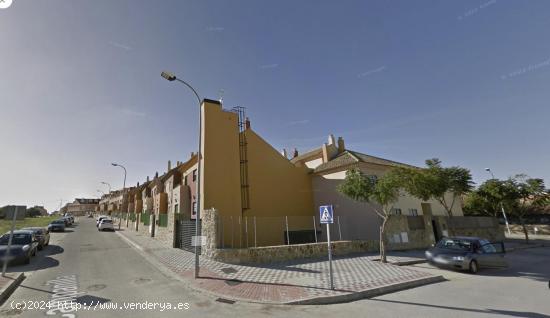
[98, 99, 501, 261]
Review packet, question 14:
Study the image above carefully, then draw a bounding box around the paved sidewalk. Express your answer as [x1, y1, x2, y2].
[116, 229, 443, 304]
[0, 273, 24, 304]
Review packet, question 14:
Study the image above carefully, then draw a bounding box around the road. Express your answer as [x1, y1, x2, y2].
[0, 218, 549, 318]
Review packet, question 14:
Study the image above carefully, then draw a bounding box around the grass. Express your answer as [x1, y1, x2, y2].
[0, 215, 60, 234]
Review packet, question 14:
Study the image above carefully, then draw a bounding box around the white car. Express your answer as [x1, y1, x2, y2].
[98, 219, 115, 231]
[96, 215, 109, 227]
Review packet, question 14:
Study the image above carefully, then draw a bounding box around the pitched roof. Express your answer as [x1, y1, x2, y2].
[290, 147, 323, 163]
[313, 150, 417, 174]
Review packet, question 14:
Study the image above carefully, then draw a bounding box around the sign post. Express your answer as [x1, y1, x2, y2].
[320, 205, 334, 290]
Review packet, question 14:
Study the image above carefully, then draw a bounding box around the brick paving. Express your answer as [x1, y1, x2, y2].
[117, 229, 442, 304]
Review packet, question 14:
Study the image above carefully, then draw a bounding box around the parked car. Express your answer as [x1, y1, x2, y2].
[48, 220, 66, 232]
[425, 236, 507, 274]
[96, 215, 109, 227]
[64, 214, 75, 223]
[21, 227, 50, 250]
[60, 216, 72, 226]
[0, 231, 39, 265]
[98, 219, 114, 231]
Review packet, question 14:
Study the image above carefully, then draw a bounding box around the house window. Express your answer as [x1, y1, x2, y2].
[367, 175, 378, 184]
[174, 204, 179, 214]
[392, 208, 402, 215]
[192, 202, 197, 215]
[408, 208, 418, 216]
[192, 169, 197, 182]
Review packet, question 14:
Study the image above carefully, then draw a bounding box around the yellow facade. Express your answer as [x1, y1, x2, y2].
[200, 100, 315, 247]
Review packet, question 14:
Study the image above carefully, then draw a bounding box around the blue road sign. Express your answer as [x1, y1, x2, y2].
[319, 205, 334, 224]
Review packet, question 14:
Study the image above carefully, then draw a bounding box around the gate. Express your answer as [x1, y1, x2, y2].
[175, 219, 201, 254]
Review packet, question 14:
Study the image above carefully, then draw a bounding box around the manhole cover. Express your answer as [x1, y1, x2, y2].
[87, 284, 107, 291]
[220, 267, 238, 274]
[132, 278, 152, 285]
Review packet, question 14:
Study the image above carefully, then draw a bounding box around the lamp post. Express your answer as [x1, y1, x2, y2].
[101, 181, 112, 193]
[485, 168, 512, 235]
[161, 70, 202, 278]
[111, 163, 127, 230]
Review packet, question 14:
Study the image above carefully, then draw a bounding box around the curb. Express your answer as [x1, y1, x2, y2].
[0, 273, 25, 305]
[288, 275, 445, 305]
[116, 230, 445, 305]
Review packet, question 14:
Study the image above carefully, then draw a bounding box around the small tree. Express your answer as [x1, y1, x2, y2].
[337, 169, 402, 263]
[397, 158, 473, 217]
[463, 179, 517, 217]
[507, 175, 547, 243]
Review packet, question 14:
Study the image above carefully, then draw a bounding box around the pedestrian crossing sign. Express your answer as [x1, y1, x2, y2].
[319, 205, 334, 224]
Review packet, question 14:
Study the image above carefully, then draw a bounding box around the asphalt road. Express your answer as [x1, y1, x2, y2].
[0, 218, 549, 318]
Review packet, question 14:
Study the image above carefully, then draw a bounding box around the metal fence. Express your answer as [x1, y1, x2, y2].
[214, 215, 372, 249]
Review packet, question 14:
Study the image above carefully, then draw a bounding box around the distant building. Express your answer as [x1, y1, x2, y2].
[61, 198, 100, 216]
[0, 205, 27, 220]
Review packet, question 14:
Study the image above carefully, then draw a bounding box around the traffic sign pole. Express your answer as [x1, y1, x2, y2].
[326, 223, 334, 290]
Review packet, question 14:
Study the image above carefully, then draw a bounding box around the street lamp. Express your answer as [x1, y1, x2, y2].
[101, 181, 112, 193]
[485, 168, 511, 235]
[111, 163, 127, 230]
[161, 70, 202, 278]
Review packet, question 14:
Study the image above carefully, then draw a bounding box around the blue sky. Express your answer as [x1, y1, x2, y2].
[1, 0, 549, 212]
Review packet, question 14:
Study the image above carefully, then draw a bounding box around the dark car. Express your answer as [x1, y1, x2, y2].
[21, 227, 50, 250]
[425, 236, 507, 274]
[60, 217, 72, 226]
[0, 231, 39, 265]
[48, 220, 66, 232]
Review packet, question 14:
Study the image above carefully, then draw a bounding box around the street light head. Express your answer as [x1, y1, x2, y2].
[161, 71, 177, 82]
[111, 163, 118, 167]
[485, 168, 491, 172]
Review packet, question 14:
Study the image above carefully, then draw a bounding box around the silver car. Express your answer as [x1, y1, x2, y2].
[425, 236, 507, 274]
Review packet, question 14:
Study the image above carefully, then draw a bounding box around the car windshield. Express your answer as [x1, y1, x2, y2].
[22, 228, 43, 235]
[102, 220, 112, 224]
[0, 233, 31, 245]
[53, 220, 65, 224]
[436, 238, 474, 251]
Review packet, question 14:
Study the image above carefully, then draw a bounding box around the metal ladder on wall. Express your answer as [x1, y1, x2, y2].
[232, 106, 250, 211]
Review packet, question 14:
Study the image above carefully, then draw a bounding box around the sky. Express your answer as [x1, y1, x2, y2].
[1, 0, 549, 212]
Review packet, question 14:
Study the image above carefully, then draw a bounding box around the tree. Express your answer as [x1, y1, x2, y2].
[463, 179, 517, 217]
[396, 158, 473, 217]
[506, 175, 547, 243]
[337, 169, 402, 263]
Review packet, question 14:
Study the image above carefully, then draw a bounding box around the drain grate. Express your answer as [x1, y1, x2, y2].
[215, 298, 236, 304]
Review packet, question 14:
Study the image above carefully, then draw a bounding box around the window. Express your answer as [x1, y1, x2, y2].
[192, 169, 197, 182]
[408, 208, 418, 216]
[174, 204, 179, 214]
[367, 175, 378, 184]
[192, 202, 197, 215]
[392, 208, 402, 215]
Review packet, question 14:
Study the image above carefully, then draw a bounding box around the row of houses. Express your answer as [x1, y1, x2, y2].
[96, 99, 502, 262]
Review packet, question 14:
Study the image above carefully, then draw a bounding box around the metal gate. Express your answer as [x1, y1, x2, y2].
[175, 219, 201, 254]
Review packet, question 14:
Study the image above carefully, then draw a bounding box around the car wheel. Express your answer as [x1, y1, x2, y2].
[469, 260, 478, 274]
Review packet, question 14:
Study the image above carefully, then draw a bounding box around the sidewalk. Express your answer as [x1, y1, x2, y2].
[116, 229, 443, 304]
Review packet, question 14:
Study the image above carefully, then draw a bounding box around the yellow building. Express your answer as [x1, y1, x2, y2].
[200, 100, 315, 247]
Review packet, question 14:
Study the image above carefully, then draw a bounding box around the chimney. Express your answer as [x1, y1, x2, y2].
[293, 148, 299, 158]
[281, 148, 288, 158]
[328, 134, 336, 145]
[322, 143, 329, 163]
[190, 152, 195, 158]
[167, 160, 172, 171]
[337, 137, 345, 153]
[155, 172, 158, 179]
[146, 176, 150, 182]
[245, 117, 251, 129]
[137, 182, 140, 187]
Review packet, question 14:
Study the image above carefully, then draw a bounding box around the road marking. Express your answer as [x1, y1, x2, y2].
[115, 232, 143, 251]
